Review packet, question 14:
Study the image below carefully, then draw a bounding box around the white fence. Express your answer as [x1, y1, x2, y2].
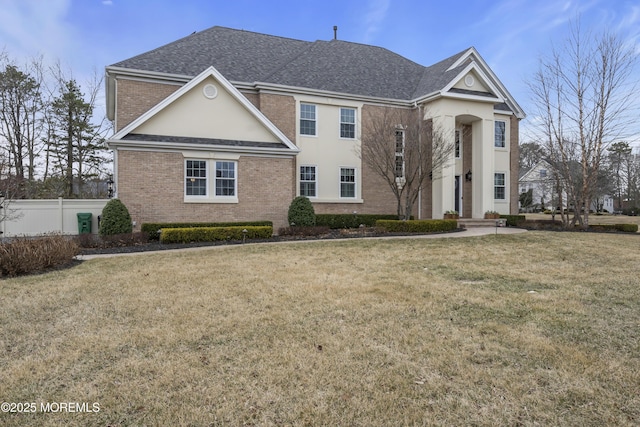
[1, 198, 108, 237]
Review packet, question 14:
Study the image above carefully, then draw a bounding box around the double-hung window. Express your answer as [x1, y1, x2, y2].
[340, 108, 356, 139]
[300, 103, 317, 136]
[340, 168, 356, 198]
[300, 166, 317, 197]
[186, 160, 207, 196]
[494, 173, 506, 200]
[494, 121, 506, 148]
[215, 161, 236, 197]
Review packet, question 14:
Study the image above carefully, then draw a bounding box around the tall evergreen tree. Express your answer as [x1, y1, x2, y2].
[49, 79, 106, 197]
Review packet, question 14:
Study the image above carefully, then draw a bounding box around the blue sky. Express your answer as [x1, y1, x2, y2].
[1, 0, 639, 143]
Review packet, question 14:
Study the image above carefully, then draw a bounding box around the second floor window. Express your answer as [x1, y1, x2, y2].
[494, 121, 506, 148]
[340, 108, 356, 139]
[300, 103, 317, 136]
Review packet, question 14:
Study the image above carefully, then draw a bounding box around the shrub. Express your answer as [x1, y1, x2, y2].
[375, 219, 458, 233]
[500, 214, 526, 227]
[142, 221, 273, 240]
[0, 235, 79, 277]
[75, 232, 149, 249]
[288, 196, 316, 227]
[160, 225, 273, 244]
[278, 226, 331, 237]
[589, 224, 638, 233]
[315, 214, 404, 229]
[99, 199, 132, 236]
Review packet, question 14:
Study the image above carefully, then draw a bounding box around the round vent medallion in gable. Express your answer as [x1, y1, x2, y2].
[464, 75, 475, 87]
[203, 84, 218, 99]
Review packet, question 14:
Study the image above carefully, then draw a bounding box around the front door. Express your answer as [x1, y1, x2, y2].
[455, 175, 461, 215]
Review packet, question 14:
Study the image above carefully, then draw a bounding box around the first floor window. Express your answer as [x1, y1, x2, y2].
[186, 160, 207, 196]
[340, 168, 356, 198]
[215, 161, 236, 196]
[300, 166, 317, 197]
[340, 107, 356, 139]
[455, 129, 461, 158]
[494, 121, 506, 148]
[395, 129, 405, 179]
[494, 173, 506, 200]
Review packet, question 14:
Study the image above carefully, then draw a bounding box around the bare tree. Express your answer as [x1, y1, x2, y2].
[529, 21, 637, 227]
[359, 106, 455, 219]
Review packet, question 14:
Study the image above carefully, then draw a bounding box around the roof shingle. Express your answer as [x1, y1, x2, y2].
[111, 26, 471, 101]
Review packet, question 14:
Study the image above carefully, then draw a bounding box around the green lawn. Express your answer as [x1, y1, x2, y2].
[1, 232, 639, 426]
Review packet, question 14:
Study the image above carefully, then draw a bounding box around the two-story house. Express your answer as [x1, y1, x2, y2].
[106, 26, 525, 230]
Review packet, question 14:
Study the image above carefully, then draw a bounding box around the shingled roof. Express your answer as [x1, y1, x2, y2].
[110, 26, 475, 102]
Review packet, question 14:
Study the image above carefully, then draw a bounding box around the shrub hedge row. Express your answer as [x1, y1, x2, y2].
[588, 223, 638, 233]
[375, 219, 458, 233]
[142, 221, 273, 240]
[0, 235, 79, 277]
[500, 215, 526, 227]
[159, 225, 273, 244]
[316, 214, 406, 229]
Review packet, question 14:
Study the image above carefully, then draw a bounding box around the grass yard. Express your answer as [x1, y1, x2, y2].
[1, 231, 639, 426]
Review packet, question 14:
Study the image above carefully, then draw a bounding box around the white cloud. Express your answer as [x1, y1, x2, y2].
[362, 0, 390, 43]
[102, 0, 113, 5]
[0, 0, 74, 62]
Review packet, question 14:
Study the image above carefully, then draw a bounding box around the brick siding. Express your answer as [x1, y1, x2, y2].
[117, 151, 295, 231]
[115, 79, 182, 131]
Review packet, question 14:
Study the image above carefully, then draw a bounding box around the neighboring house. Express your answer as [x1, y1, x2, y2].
[105, 26, 525, 230]
[519, 159, 614, 212]
[519, 160, 556, 211]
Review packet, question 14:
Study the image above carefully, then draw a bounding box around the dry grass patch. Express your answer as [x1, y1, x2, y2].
[1, 232, 639, 426]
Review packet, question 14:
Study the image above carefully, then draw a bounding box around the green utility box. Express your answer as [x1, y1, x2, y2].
[77, 213, 92, 234]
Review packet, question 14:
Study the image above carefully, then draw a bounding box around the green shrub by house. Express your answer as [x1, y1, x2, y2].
[142, 221, 273, 240]
[315, 213, 407, 229]
[99, 199, 133, 236]
[375, 219, 458, 233]
[500, 214, 526, 227]
[160, 225, 273, 244]
[288, 196, 316, 227]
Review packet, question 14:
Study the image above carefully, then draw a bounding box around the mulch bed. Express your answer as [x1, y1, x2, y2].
[79, 228, 465, 256]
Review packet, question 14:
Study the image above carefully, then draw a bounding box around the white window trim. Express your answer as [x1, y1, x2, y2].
[184, 159, 208, 199]
[494, 171, 507, 202]
[299, 103, 318, 137]
[339, 166, 357, 199]
[214, 160, 238, 200]
[184, 159, 238, 204]
[339, 107, 356, 140]
[299, 164, 318, 198]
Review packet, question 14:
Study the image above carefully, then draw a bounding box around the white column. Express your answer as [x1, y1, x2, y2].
[471, 119, 495, 218]
[431, 115, 456, 218]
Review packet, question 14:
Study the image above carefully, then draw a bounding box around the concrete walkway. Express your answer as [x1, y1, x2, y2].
[78, 226, 527, 260]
